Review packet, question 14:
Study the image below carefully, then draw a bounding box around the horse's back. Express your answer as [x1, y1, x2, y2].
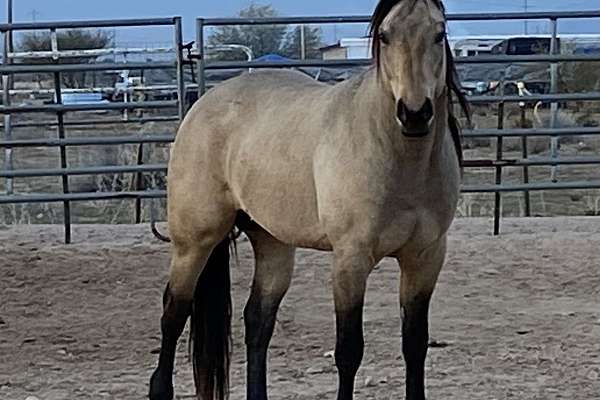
[197, 69, 326, 110]
[178, 69, 329, 142]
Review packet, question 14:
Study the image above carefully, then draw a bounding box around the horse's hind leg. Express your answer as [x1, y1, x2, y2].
[397, 237, 447, 400]
[149, 206, 235, 400]
[243, 228, 295, 400]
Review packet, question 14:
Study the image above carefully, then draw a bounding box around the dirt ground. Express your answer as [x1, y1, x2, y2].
[0, 218, 599, 400]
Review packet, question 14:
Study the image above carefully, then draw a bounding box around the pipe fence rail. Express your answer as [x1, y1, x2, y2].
[0, 17, 185, 243]
[2, 10, 600, 242]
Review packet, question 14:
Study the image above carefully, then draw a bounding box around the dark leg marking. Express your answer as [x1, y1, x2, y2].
[244, 292, 283, 400]
[335, 304, 364, 400]
[149, 284, 191, 400]
[402, 293, 432, 400]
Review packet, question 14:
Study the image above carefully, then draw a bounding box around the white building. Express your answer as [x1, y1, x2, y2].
[320, 34, 600, 60]
[320, 38, 371, 60]
[448, 36, 506, 57]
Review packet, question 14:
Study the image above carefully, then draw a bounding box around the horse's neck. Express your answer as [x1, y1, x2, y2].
[352, 69, 451, 168]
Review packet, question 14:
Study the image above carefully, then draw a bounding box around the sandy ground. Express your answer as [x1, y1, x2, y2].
[0, 218, 599, 400]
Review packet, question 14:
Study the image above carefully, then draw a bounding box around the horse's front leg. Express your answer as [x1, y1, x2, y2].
[332, 247, 378, 400]
[397, 237, 447, 400]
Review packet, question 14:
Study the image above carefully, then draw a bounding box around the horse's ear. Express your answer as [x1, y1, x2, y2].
[437, 0, 446, 13]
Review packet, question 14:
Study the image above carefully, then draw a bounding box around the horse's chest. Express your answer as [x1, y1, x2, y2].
[378, 175, 459, 252]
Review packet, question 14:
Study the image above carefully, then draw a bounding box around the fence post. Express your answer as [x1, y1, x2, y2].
[2, 30, 14, 195]
[196, 18, 206, 97]
[550, 17, 560, 183]
[520, 105, 531, 216]
[494, 100, 505, 236]
[53, 71, 72, 244]
[135, 143, 144, 224]
[51, 28, 72, 244]
[300, 24, 306, 60]
[173, 16, 185, 119]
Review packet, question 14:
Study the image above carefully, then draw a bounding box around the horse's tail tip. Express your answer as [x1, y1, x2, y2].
[151, 220, 172, 243]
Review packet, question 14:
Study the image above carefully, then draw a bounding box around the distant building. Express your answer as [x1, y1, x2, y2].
[319, 34, 600, 60]
[320, 38, 371, 60]
[448, 37, 506, 57]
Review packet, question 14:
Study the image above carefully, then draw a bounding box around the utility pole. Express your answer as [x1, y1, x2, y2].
[6, 0, 12, 23]
[6, 0, 13, 47]
[28, 9, 42, 22]
[524, 0, 528, 35]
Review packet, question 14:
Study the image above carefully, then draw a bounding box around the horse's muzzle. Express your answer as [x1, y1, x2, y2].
[397, 98, 433, 138]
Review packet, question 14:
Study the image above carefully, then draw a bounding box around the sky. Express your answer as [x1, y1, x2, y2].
[1, 0, 599, 46]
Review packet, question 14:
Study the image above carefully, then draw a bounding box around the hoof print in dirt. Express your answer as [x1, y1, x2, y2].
[517, 330, 532, 335]
[429, 340, 451, 348]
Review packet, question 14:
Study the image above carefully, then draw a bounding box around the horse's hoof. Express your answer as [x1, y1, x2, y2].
[149, 370, 174, 400]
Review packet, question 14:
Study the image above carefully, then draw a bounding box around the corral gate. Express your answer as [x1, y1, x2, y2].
[0, 18, 185, 243]
[2, 11, 600, 243]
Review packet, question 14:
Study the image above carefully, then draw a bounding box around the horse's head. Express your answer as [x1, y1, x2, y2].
[370, 0, 467, 140]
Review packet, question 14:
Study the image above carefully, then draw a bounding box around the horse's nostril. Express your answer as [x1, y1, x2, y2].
[396, 100, 409, 124]
[421, 98, 433, 122]
[397, 98, 434, 125]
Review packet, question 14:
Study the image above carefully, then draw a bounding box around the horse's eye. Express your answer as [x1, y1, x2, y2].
[378, 32, 390, 45]
[435, 31, 446, 44]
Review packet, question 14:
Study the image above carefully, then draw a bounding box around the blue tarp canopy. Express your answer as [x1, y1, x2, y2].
[574, 45, 600, 54]
[254, 54, 291, 62]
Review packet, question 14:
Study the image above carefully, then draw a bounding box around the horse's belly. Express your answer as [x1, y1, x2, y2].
[229, 156, 330, 249]
[238, 193, 331, 250]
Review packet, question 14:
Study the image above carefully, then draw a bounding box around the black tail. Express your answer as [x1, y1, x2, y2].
[190, 238, 232, 400]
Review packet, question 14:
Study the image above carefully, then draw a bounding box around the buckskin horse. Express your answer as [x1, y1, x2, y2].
[149, 0, 469, 399]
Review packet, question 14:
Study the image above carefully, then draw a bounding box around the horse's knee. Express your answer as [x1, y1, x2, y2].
[330, 248, 375, 385]
[331, 248, 375, 313]
[398, 238, 446, 308]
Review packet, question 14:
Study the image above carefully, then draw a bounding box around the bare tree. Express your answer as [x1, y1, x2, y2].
[281, 26, 323, 60]
[20, 29, 114, 88]
[208, 4, 286, 61]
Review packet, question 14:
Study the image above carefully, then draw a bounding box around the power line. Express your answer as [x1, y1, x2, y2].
[449, 0, 596, 8]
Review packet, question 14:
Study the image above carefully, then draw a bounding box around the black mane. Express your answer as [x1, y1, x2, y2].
[369, 0, 470, 164]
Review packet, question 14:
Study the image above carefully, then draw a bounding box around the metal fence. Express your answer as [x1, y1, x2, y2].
[1, 11, 600, 242]
[0, 17, 184, 243]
